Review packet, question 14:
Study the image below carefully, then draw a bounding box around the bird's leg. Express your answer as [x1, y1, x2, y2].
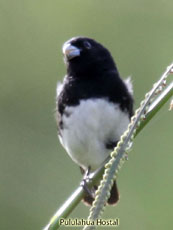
[80, 166, 95, 198]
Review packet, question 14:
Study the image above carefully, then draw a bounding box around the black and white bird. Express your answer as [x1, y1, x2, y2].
[56, 37, 133, 205]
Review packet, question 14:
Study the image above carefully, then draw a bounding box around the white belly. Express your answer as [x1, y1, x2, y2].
[59, 99, 129, 171]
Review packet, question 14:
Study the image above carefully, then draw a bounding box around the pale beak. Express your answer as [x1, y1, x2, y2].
[62, 43, 80, 60]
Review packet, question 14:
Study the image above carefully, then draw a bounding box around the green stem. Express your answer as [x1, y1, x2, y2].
[44, 81, 173, 230]
[135, 81, 173, 136]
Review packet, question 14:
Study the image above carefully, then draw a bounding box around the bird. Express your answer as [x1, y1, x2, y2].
[55, 36, 133, 206]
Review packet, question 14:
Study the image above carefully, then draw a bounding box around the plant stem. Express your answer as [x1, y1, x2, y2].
[135, 80, 173, 136]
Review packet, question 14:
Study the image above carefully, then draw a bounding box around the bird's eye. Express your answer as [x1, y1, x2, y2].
[83, 41, 92, 49]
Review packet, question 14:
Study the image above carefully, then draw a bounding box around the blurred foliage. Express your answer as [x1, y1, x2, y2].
[0, 1, 172, 230]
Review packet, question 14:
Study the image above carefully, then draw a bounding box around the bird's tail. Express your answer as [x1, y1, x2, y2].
[83, 180, 119, 206]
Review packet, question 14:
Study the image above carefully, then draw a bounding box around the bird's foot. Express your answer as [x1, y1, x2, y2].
[80, 166, 95, 198]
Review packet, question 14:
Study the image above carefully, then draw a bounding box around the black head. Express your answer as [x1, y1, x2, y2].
[62, 37, 118, 78]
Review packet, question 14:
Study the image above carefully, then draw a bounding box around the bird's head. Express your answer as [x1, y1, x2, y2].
[62, 37, 117, 78]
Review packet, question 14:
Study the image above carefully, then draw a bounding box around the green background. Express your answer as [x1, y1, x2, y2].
[0, 1, 172, 230]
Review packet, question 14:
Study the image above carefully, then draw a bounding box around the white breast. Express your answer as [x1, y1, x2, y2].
[59, 99, 129, 171]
